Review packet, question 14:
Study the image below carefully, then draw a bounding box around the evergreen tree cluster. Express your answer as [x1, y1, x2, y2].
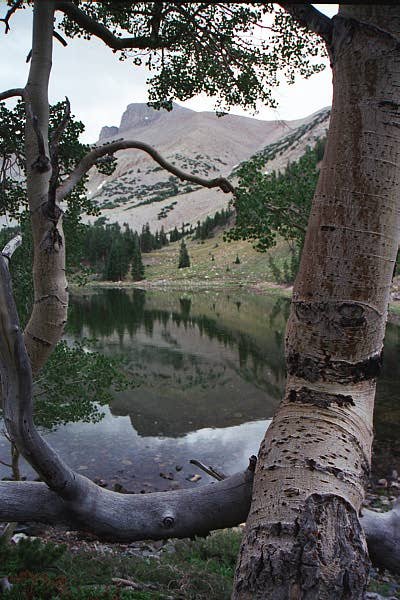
[193, 208, 232, 241]
[140, 222, 169, 253]
[169, 223, 191, 243]
[84, 219, 145, 282]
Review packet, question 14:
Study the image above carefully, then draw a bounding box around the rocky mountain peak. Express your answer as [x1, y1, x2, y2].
[118, 102, 189, 132]
[97, 102, 191, 141]
[99, 125, 119, 141]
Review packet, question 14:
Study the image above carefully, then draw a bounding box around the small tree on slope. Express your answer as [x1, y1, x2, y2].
[178, 239, 191, 269]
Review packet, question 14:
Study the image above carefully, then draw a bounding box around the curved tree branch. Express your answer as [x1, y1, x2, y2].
[56, 140, 235, 203]
[0, 254, 79, 500]
[53, 30, 67, 48]
[278, 3, 334, 44]
[57, 1, 179, 51]
[0, 471, 253, 541]
[0, 245, 253, 536]
[0, 88, 25, 102]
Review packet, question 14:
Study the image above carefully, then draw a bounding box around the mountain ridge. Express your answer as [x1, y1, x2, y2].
[86, 103, 330, 233]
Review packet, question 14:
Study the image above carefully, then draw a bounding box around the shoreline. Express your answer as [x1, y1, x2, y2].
[69, 278, 400, 319]
[70, 277, 293, 296]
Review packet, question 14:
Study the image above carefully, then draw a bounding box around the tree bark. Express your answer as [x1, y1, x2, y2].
[233, 5, 400, 599]
[23, 0, 68, 375]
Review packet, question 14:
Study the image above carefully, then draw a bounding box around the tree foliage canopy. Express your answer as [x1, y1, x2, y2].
[57, 2, 326, 113]
[228, 137, 326, 251]
[0, 99, 116, 221]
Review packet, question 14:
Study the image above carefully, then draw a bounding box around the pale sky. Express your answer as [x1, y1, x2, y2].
[0, 3, 338, 142]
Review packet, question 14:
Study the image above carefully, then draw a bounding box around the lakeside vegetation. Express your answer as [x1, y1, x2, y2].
[1, 528, 398, 599]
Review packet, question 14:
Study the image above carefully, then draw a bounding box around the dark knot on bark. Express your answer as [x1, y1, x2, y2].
[162, 516, 174, 529]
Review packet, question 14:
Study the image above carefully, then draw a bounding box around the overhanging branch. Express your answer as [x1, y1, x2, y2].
[57, 1, 179, 51]
[278, 3, 334, 44]
[56, 140, 235, 203]
[0, 0, 23, 34]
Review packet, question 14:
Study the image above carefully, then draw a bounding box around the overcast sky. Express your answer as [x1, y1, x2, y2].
[1, 3, 338, 143]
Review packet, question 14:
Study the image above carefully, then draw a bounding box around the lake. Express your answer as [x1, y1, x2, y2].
[0, 288, 399, 490]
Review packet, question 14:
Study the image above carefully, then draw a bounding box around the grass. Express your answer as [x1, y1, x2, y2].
[2, 529, 400, 599]
[2, 530, 243, 599]
[142, 231, 291, 288]
[72, 229, 295, 296]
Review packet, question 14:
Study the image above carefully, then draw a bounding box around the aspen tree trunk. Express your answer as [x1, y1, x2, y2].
[23, 0, 68, 374]
[233, 5, 400, 599]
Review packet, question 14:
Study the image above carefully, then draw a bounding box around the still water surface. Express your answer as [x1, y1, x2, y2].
[1, 288, 399, 489]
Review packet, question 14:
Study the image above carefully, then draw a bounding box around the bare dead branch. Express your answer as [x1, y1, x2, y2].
[278, 3, 333, 44]
[57, 1, 180, 51]
[48, 97, 71, 206]
[25, 24, 67, 65]
[0, 469, 254, 541]
[25, 103, 51, 173]
[0, 0, 23, 34]
[2, 235, 22, 262]
[56, 139, 235, 203]
[190, 459, 226, 481]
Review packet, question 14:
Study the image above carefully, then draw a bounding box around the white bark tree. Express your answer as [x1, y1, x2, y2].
[233, 4, 400, 598]
[0, 3, 400, 598]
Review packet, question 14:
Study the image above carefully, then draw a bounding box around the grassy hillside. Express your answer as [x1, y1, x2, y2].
[139, 230, 293, 292]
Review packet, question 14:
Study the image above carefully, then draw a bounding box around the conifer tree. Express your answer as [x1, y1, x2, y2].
[160, 226, 168, 246]
[178, 239, 190, 269]
[140, 223, 154, 253]
[170, 226, 180, 243]
[131, 241, 145, 281]
[103, 238, 129, 281]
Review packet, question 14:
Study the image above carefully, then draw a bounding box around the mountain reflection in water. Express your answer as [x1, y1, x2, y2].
[0, 288, 398, 488]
